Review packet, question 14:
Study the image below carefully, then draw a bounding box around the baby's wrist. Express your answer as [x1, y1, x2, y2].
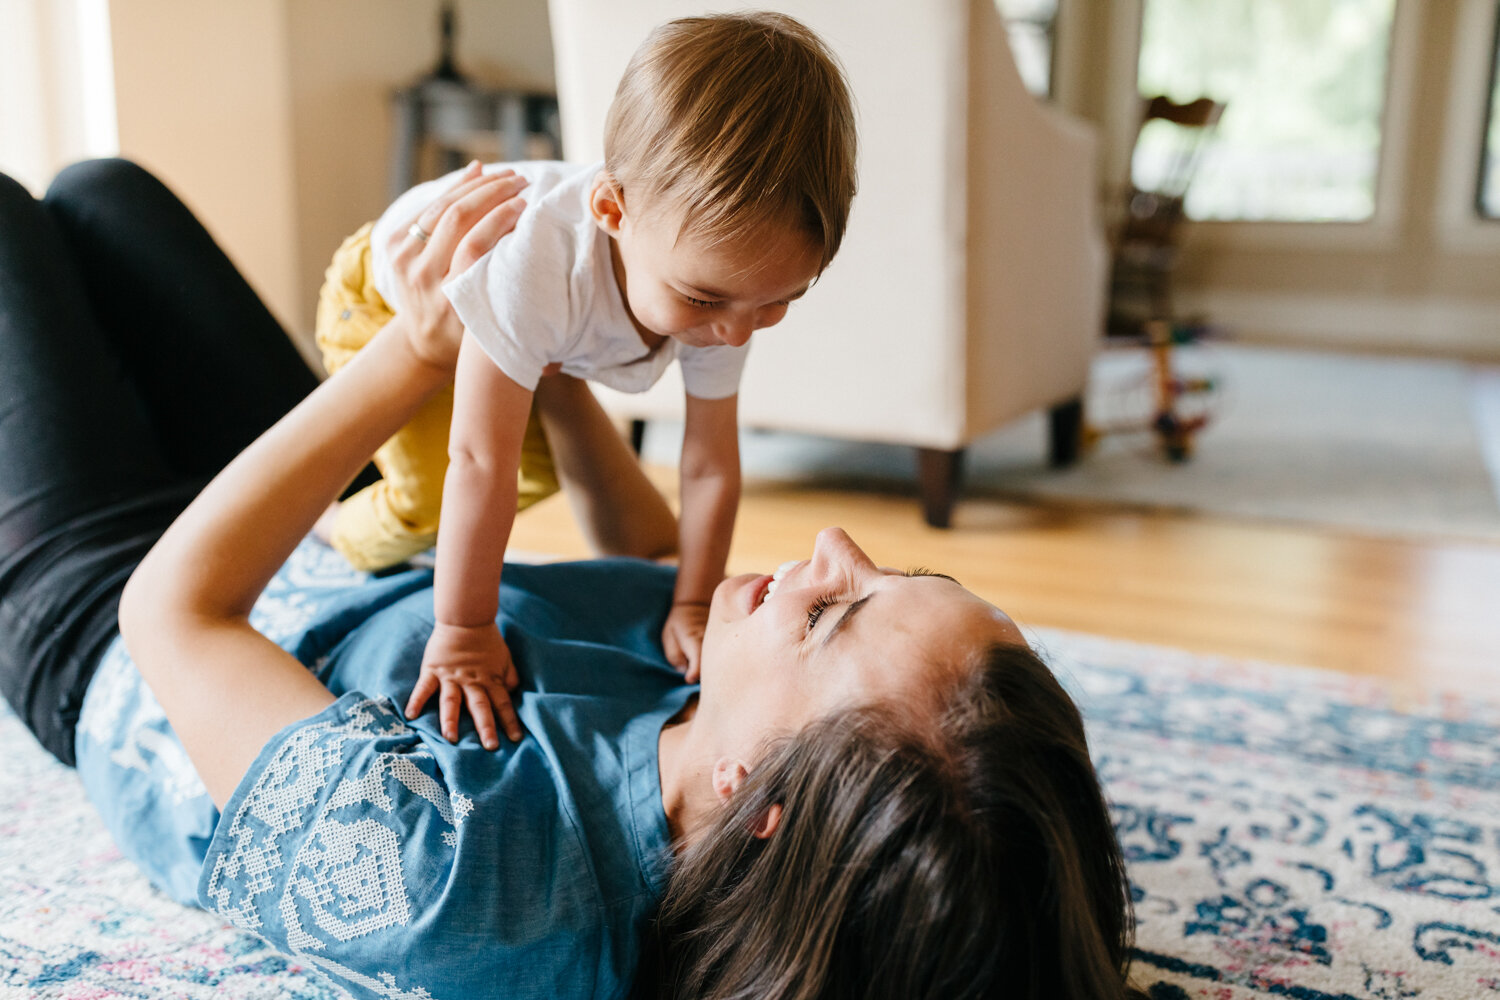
[433, 617, 493, 632]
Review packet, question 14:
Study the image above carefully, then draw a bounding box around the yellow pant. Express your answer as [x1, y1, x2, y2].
[314, 223, 559, 572]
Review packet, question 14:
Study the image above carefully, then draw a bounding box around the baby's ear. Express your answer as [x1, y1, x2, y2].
[588, 171, 626, 236]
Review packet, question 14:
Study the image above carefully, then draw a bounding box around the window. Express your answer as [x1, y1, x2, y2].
[1135, 0, 1397, 222]
[0, 0, 116, 194]
[996, 0, 1058, 98]
[1479, 2, 1500, 218]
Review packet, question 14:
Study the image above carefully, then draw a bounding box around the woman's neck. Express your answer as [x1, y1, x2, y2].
[657, 696, 715, 846]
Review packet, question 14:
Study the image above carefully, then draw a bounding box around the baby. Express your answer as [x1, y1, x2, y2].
[319, 12, 856, 748]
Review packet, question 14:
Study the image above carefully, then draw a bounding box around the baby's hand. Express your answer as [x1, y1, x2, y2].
[408, 621, 522, 749]
[662, 602, 710, 683]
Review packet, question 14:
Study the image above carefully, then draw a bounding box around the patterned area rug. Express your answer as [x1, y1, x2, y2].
[1, 629, 1496, 999]
[1037, 628, 1500, 999]
[0, 715, 339, 998]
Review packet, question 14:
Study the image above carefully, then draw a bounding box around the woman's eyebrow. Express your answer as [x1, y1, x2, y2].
[905, 568, 961, 586]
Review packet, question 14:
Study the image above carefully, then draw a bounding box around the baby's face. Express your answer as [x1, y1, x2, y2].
[592, 177, 823, 350]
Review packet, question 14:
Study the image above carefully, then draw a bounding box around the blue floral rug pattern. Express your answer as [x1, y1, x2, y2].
[1037, 628, 1500, 999]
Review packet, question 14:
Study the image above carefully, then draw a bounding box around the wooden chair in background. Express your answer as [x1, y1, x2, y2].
[1107, 94, 1225, 339]
[1093, 95, 1226, 461]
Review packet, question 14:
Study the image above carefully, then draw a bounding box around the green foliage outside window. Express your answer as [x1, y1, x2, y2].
[1136, 0, 1396, 222]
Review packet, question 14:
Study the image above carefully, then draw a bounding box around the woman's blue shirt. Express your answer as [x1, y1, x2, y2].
[74, 539, 694, 1000]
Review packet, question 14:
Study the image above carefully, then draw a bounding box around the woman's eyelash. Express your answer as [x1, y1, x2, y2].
[685, 296, 721, 308]
[806, 595, 835, 632]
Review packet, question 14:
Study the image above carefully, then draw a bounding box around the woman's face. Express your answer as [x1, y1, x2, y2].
[695, 527, 1025, 759]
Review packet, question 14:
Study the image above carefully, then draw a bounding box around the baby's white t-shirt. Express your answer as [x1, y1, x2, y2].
[369, 161, 749, 399]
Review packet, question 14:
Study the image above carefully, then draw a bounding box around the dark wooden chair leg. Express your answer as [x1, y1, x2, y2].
[1049, 396, 1084, 467]
[916, 447, 964, 528]
[628, 419, 647, 456]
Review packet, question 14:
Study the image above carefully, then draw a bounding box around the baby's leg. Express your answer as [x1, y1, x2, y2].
[532, 374, 678, 560]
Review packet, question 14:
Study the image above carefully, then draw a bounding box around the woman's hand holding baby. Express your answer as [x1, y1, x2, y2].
[408, 621, 521, 749]
[384, 161, 529, 373]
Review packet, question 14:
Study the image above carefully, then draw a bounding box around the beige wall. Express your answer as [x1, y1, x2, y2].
[107, 0, 554, 351]
[285, 0, 555, 342]
[110, 0, 302, 336]
[1057, 0, 1500, 359]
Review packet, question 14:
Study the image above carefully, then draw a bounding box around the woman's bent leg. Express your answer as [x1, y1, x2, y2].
[0, 172, 181, 538]
[0, 168, 198, 764]
[43, 159, 321, 477]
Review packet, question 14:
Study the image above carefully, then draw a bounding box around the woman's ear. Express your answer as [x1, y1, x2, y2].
[749, 803, 783, 840]
[589, 171, 626, 236]
[711, 758, 784, 840]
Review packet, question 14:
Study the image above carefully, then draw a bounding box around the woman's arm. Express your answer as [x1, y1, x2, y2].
[119, 166, 528, 807]
[663, 392, 741, 680]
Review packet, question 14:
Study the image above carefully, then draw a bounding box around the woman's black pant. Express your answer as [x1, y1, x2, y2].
[0, 159, 322, 765]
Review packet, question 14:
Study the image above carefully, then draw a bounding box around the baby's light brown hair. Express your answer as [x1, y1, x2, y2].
[603, 12, 857, 271]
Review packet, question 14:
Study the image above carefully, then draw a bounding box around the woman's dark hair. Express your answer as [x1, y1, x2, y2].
[634, 642, 1145, 1000]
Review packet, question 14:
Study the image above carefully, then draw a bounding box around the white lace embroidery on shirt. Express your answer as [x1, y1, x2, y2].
[250, 540, 368, 642]
[77, 641, 209, 804]
[76, 641, 139, 745]
[204, 697, 461, 1000]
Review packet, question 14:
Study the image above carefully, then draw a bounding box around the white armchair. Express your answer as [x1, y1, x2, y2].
[548, 0, 1105, 526]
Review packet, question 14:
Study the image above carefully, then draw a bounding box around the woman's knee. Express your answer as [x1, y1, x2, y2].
[42, 159, 200, 253]
[44, 158, 159, 212]
[0, 169, 60, 258]
[0, 168, 38, 212]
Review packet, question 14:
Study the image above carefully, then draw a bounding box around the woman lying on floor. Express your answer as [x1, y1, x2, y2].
[0, 159, 1144, 1000]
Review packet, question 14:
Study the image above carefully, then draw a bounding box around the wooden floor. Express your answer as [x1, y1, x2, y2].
[511, 466, 1500, 705]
